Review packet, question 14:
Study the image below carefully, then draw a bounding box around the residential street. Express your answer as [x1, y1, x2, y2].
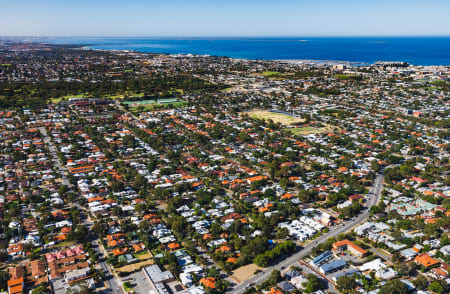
[229, 174, 384, 294]
[40, 126, 123, 294]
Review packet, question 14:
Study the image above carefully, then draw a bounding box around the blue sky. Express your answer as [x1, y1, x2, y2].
[1, 0, 450, 36]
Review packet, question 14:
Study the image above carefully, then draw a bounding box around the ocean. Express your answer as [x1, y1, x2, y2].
[46, 37, 450, 66]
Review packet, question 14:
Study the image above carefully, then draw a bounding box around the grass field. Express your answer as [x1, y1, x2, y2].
[50, 92, 147, 103]
[244, 110, 305, 125]
[232, 264, 263, 283]
[122, 98, 179, 106]
[261, 71, 281, 76]
[220, 87, 234, 92]
[123, 98, 186, 111]
[290, 124, 337, 135]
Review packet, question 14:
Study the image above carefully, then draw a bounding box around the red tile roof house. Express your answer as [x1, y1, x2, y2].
[414, 253, 441, 269]
[349, 195, 364, 202]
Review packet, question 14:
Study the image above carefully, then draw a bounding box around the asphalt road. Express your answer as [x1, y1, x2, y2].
[40, 126, 123, 294]
[196, 246, 237, 286]
[39, 127, 71, 187]
[93, 239, 123, 294]
[228, 174, 384, 294]
[368, 247, 391, 263]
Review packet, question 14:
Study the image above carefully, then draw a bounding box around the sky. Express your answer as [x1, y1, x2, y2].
[1, 0, 450, 37]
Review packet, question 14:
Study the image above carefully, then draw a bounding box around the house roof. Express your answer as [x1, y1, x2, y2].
[200, 277, 216, 288]
[415, 253, 440, 268]
[31, 260, 46, 277]
[7, 277, 24, 287]
[332, 239, 368, 255]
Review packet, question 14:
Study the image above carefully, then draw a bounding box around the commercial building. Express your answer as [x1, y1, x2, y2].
[319, 260, 347, 274]
[332, 239, 367, 258]
[143, 265, 176, 294]
[310, 251, 332, 267]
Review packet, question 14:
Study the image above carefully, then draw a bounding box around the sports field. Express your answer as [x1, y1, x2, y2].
[122, 98, 186, 111]
[244, 110, 305, 125]
[122, 98, 179, 106]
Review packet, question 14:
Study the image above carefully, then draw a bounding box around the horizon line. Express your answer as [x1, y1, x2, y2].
[2, 35, 450, 38]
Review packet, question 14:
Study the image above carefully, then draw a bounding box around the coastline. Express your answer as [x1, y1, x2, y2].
[39, 36, 450, 66]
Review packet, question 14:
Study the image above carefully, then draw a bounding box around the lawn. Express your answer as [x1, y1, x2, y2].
[135, 251, 153, 260]
[50, 93, 85, 103]
[244, 110, 305, 126]
[54, 240, 75, 248]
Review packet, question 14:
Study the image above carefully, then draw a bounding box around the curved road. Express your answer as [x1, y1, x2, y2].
[229, 173, 384, 294]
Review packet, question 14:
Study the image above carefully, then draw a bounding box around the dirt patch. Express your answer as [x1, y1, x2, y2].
[232, 263, 263, 283]
[116, 259, 154, 273]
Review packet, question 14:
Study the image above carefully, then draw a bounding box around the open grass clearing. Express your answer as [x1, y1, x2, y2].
[290, 123, 338, 135]
[244, 110, 305, 126]
[135, 251, 153, 260]
[261, 71, 281, 76]
[129, 101, 186, 112]
[123, 98, 187, 111]
[290, 127, 328, 135]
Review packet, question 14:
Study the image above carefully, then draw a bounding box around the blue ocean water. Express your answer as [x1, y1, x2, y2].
[47, 37, 450, 65]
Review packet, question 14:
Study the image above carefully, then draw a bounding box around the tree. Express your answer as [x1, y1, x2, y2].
[379, 279, 409, 294]
[92, 222, 105, 237]
[303, 274, 321, 293]
[31, 285, 49, 294]
[269, 270, 282, 284]
[134, 203, 147, 215]
[275, 227, 289, 239]
[267, 162, 278, 180]
[412, 275, 428, 290]
[428, 280, 448, 294]
[253, 254, 269, 267]
[336, 275, 356, 292]
[122, 135, 136, 148]
[391, 252, 402, 264]
[112, 206, 123, 216]
[210, 223, 222, 237]
[371, 160, 380, 172]
[66, 282, 93, 294]
[440, 234, 449, 246]
[0, 270, 9, 291]
[279, 178, 289, 190]
[58, 185, 68, 197]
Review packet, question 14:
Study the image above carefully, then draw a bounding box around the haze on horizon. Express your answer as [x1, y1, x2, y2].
[1, 0, 450, 37]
